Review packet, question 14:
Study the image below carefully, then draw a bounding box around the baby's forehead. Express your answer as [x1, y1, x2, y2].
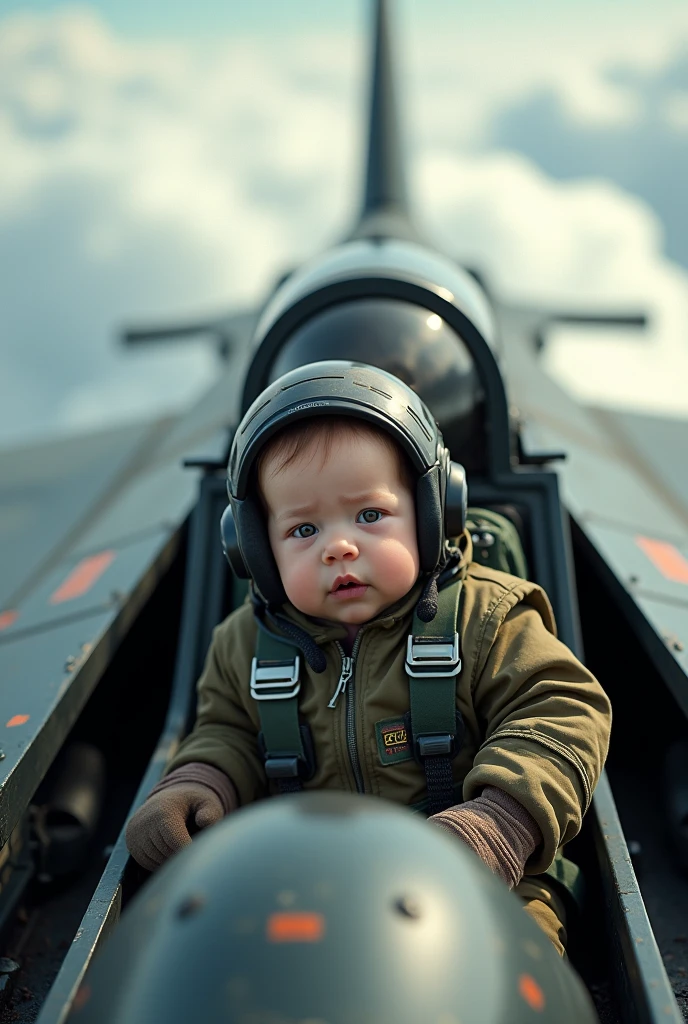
[265, 427, 390, 469]
[258, 418, 408, 483]
[257, 422, 414, 514]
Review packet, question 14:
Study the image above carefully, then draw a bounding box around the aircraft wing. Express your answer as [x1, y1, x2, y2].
[0, 321, 256, 849]
[497, 300, 688, 710]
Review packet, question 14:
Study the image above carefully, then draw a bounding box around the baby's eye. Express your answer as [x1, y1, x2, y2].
[292, 523, 318, 539]
[357, 509, 383, 524]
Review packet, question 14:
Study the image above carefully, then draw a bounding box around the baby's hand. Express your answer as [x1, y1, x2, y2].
[125, 782, 224, 872]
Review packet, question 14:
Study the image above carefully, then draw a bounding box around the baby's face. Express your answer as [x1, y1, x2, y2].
[261, 431, 420, 625]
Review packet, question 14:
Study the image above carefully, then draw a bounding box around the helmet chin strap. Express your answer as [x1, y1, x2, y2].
[251, 587, 328, 673]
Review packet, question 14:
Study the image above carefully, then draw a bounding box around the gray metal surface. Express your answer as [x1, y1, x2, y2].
[0, 416, 232, 855]
[591, 773, 683, 1024]
[497, 300, 688, 695]
[35, 474, 231, 1024]
[67, 794, 599, 1024]
[591, 407, 688, 524]
[581, 522, 688, 611]
[0, 528, 178, 851]
[0, 421, 165, 611]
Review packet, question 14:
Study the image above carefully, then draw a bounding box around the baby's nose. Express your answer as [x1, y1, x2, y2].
[323, 536, 359, 562]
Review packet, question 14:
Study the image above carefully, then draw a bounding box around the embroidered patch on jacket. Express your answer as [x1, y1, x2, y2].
[375, 717, 413, 766]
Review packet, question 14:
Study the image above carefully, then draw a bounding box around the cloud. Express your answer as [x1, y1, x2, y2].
[1, 6, 688, 446]
[490, 47, 688, 267]
[402, 2, 688, 147]
[0, 9, 358, 445]
[417, 150, 688, 414]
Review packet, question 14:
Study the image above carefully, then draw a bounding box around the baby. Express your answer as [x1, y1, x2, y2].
[127, 361, 611, 955]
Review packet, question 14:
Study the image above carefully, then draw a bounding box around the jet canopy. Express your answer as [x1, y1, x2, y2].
[242, 239, 510, 478]
[269, 297, 483, 470]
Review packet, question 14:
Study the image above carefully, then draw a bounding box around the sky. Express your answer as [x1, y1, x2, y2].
[1, 0, 688, 448]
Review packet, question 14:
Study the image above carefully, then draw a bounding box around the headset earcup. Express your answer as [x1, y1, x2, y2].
[233, 496, 287, 605]
[416, 467, 444, 572]
[220, 505, 250, 578]
[445, 461, 467, 539]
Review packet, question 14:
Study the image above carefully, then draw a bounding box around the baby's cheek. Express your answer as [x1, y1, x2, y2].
[379, 538, 419, 593]
[280, 560, 321, 615]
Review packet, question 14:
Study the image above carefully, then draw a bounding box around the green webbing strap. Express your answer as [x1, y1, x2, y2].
[407, 579, 463, 815]
[407, 579, 462, 741]
[543, 849, 585, 915]
[254, 629, 305, 774]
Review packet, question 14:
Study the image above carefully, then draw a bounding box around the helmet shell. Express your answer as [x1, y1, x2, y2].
[226, 359, 463, 605]
[229, 359, 440, 498]
[70, 793, 597, 1024]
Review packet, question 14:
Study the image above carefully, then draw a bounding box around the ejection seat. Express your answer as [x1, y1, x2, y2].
[119, 232, 593, 962]
[111, 348, 606, 1016]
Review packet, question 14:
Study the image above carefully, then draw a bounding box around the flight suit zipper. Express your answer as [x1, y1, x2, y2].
[329, 634, 365, 793]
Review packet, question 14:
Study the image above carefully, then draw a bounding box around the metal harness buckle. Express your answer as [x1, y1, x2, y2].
[250, 656, 301, 701]
[405, 634, 461, 678]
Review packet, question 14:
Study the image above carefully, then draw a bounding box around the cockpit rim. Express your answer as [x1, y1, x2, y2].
[241, 274, 513, 477]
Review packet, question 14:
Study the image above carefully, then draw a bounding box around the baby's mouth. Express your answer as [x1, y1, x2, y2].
[330, 575, 368, 597]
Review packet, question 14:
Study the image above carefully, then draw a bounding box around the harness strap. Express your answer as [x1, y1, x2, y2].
[406, 579, 464, 815]
[252, 577, 464, 811]
[253, 629, 307, 794]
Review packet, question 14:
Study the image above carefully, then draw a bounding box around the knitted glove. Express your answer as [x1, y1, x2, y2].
[125, 763, 238, 872]
[429, 786, 542, 889]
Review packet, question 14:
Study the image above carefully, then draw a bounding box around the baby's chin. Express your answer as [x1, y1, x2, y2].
[296, 601, 372, 624]
[330, 606, 377, 625]
[325, 594, 404, 625]
[288, 584, 414, 623]
[295, 599, 381, 625]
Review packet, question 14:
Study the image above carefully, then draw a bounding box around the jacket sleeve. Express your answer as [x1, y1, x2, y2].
[164, 612, 268, 806]
[462, 591, 611, 873]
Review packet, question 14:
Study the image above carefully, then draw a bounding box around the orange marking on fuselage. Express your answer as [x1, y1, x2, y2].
[266, 912, 325, 943]
[49, 551, 115, 604]
[0, 610, 17, 631]
[6, 714, 30, 728]
[518, 973, 545, 1012]
[636, 536, 688, 585]
[73, 984, 91, 1011]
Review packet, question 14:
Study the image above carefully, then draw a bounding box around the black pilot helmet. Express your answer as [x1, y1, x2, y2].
[68, 793, 598, 1024]
[221, 359, 467, 610]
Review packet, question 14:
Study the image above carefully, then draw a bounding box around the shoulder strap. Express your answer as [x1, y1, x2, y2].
[252, 627, 310, 793]
[253, 578, 463, 809]
[406, 578, 464, 815]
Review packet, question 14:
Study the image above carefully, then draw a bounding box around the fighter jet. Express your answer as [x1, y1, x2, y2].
[1, 1, 687, 1021]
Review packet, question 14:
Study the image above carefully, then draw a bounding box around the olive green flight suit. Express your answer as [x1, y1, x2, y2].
[166, 538, 611, 952]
